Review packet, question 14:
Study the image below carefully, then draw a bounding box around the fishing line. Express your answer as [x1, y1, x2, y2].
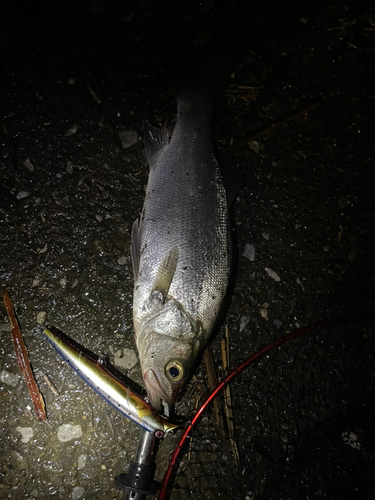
[158, 314, 374, 499]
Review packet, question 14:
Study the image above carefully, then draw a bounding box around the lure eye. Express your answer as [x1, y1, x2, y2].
[165, 361, 184, 382]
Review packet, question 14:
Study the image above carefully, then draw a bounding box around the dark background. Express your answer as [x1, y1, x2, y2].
[1, 1, 374, 499]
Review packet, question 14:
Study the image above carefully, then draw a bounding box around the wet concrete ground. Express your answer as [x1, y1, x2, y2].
[1, 1, 374, 499]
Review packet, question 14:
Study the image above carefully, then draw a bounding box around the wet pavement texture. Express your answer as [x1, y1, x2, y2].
[1, 1, 375, 499]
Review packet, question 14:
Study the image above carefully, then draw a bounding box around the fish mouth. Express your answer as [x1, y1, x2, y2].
[143, 369, 172, 413]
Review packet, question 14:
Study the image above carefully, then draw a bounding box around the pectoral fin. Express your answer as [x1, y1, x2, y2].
[151, 246, 179, 301]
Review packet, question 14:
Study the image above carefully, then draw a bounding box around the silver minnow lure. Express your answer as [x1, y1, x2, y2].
[43, 328, 178, 436]
[131, 45, 232, 411]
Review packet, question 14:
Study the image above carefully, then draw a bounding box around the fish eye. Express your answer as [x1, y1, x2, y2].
[165, 361, 184, 382]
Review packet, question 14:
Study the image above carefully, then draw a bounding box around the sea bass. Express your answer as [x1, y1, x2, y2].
[131, 46, 232, 411]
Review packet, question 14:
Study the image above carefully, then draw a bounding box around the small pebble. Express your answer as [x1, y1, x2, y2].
[342, 431, 362, 450]
[77, 454, 87, 470]
[16, 191, 30, 200]
[242, 243, 255, 262]
[37, 243, 48, 254]
[119, 130, 138, 149]
[59, 278, 67, 288]
[117, 256, 127, 265]
[273, 319, 283, 327]
[65, 124, 78, 136]
[239, 315, 250, 333]
[0, 370, 21, 387]
[114, 349, 138, 370]
[296, 277, 305, 292]
[15, 427, 34, 443]
[265, 267, 280, 282]
[23, 159, 34, 172]
[57, 424, 82, 442]
[66, 162, 74, 174]
[67, 78, 76, 85]
[262, 232, 270, 240]
[248, 141, 259, 153]
[260, 308, 269, 320]
[70, 278, 79, 288]
[72, 486, 85, 500]
[36, 311, 47, 325]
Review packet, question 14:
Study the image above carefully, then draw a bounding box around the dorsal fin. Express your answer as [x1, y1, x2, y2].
[151, 246, 179, 300]
[143, 121, 169, 168]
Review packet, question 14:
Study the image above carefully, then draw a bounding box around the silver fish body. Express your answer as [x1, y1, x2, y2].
[43, 328, 178, 435]
[131, 57, 231, 411]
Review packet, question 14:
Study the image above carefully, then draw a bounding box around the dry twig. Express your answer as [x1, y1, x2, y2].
[225, 84, 260, 102]
[221, 325, 240, 468]
[41, 371, 60, 396]
[203, 348, 227, 438]
[231, 101, 318, 149]
[2, 291, 47, 422]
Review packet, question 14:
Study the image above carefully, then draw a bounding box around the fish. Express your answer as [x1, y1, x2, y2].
[131, 44, 232, 411]
[43, 327, 179, 436]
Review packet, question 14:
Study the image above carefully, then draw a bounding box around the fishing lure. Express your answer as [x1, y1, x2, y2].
[44, 328, 179, 437]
